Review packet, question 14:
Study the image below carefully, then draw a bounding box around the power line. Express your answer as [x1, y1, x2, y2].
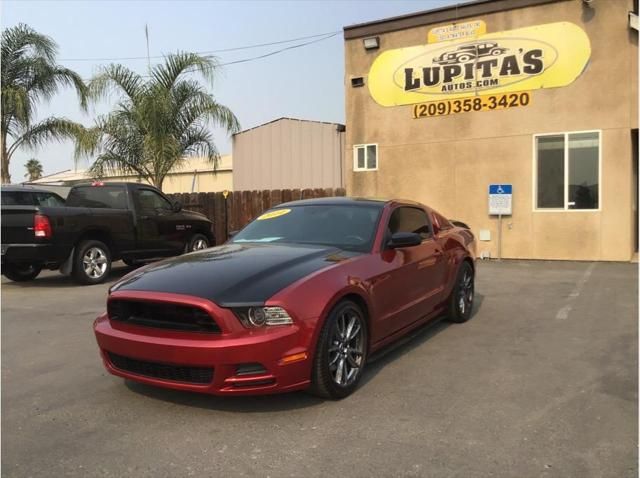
[81, 31, 339, 81]
[61, 30, 341, 62]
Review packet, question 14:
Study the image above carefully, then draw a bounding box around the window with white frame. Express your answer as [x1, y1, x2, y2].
[535, 131, 600, 210]
[354, 144, 377, 171]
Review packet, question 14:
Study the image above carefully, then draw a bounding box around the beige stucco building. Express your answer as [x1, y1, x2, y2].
[232, 117, 345, 191]
[344, 0, 638, 261]
[30, 155, 233, 195]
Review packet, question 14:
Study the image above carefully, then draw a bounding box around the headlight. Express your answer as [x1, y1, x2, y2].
[233, 306, 293, 327]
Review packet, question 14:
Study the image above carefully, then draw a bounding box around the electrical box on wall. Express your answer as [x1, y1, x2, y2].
[479, 229, 491, 241]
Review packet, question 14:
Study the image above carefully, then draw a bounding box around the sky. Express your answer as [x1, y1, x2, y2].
[2, 0, 456, 182]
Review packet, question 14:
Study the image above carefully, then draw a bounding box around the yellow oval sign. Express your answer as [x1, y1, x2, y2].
[257, 208, 291, 221]
[368, 22, 591, 106]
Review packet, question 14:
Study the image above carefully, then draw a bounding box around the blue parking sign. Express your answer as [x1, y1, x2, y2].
[489, 184, 512, 215]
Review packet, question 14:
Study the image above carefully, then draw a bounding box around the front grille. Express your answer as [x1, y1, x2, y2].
[108, 299, 221, 333]
[108, 352, 213, 384]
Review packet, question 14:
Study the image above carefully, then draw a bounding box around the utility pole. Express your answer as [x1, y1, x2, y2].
[145, 24, 151, 74]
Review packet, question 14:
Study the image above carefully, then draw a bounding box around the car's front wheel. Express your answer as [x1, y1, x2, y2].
[309, 300, 368, 399]
[3, 263, 42, 282]
[448, 261, 474, 323]
[73, 240, 112, 285]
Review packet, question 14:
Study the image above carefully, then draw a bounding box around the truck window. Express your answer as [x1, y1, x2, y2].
[133, 189, 172, 214]
[33, 192, 65, 207]
[1, 191, 34, 206]
[67, 186, 127, 209]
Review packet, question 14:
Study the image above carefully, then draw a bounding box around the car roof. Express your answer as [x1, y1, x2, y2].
[2, 184, 62, 194]
[277, 196, 426, 208]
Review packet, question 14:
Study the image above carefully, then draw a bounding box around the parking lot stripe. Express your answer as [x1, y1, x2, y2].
[555, 262, 596, 320]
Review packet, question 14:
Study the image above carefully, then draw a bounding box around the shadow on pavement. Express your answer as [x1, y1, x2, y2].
[359, 292, 484, 388]
[1, 264, 133, 289]
[124, 293, 485, 410]
[124, 380, 324, 412]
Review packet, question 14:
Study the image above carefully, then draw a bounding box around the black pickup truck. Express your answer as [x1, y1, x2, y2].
[1, 182, 214, 284]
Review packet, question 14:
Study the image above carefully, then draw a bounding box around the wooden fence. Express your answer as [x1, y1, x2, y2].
[167, 188, 346, 245]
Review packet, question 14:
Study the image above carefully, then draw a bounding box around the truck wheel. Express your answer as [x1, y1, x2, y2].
[186, 233, 210, 253]
[3, 263, 42, 282]
[73, 240, 112, 285]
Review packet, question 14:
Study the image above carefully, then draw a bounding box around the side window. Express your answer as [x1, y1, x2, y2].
[134, 189, 172, 214]
[34, 192, 65, 207]
[388, 207, 431, 239]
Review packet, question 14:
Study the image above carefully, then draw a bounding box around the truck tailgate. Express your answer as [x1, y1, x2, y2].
[1, 206, 38, 245]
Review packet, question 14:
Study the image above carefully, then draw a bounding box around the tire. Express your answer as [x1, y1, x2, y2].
[457, 54, 472, 63]
[73, 240, 112, 285]
[309, 300, 368, 399]
[447, 261, 475, 323]
[3, 263, 42, 282]
[185, 233, 210, 253]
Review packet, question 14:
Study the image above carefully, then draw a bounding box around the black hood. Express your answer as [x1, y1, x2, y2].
[111, 243, 358, 306]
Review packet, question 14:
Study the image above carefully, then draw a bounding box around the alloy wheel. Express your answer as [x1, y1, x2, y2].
[192, 238, 208, 251]
[457, 269, 474, 315]
[328, 309, 365, 387]
[83, 247, 108, 279]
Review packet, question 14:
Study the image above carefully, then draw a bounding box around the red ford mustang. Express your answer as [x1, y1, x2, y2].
[94, 197, 476, 399]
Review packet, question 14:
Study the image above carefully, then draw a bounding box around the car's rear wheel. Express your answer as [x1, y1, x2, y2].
[309, 300, 368, 399]
[448, 261, 474, 323]
[3, 263, 42, 282]
[73, 240, 112, 285]
[186, 233, 210, 253]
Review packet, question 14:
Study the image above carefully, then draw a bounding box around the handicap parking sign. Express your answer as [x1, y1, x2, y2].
[489, 184, 512, 215]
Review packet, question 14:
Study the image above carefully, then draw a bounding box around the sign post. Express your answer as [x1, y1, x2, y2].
[488, 184, 513, 261]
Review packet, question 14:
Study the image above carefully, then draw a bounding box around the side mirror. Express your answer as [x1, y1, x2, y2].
[172, 200, 182, 212]
[387, 232, 422, 249]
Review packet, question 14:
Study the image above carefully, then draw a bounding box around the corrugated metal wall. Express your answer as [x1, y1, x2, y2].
[232, 118, 344, 191]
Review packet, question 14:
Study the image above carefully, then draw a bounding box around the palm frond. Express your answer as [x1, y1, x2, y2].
[13, 117, 86, 154]
[89, 64, 143, 103]
[150, 52, 218, 90]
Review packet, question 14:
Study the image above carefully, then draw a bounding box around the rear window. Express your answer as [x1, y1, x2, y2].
[67, 186, 127, 209]
[1, 191, 34, 206]
[34, 192, 65, 207]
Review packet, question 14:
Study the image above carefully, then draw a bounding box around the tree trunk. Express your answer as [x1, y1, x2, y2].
[1, 133, 11, 184]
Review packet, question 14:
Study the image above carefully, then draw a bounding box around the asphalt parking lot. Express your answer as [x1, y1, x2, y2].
[1, 260, 637, 478]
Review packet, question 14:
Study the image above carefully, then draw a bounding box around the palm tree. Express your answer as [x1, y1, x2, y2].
[77, 53, 240, 190]
[24, 157, 43, 181]
[1, 23, 88, 184]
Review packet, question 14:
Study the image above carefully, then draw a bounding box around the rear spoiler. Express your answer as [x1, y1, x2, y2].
[450, 220, 470, 229]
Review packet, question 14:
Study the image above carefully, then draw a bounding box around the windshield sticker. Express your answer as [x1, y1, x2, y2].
[257, 209, 291, 221]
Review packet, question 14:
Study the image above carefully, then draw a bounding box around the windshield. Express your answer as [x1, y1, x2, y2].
[232, 204, 383, 252]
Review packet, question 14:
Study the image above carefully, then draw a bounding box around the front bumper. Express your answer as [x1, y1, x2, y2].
[93, 291, 315, 395]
